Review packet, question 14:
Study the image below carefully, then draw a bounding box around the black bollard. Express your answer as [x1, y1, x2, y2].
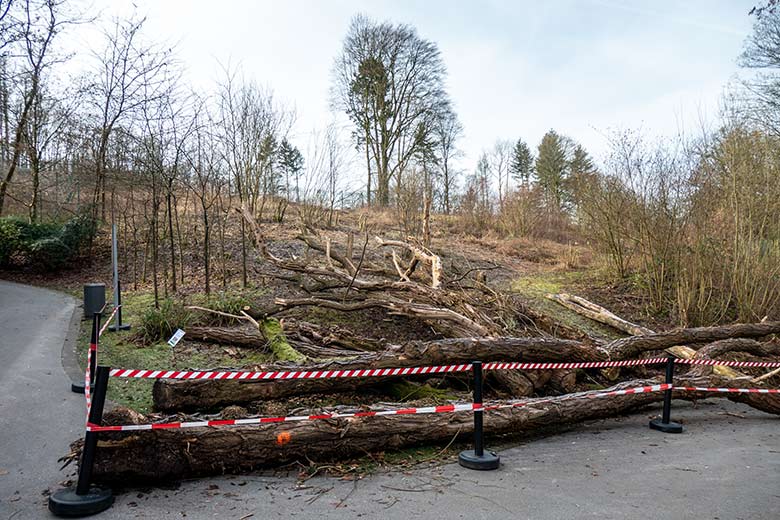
[458, 361, 500, 470]
[649, 356, 683, 433]
[108, 280, 131, 332]
[50, 365, 114, 516]
[71, 312, 101, 394]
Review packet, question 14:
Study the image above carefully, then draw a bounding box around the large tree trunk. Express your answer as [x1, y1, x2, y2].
[604, 322, 780, 359]
[88, 375, 780, 484]
[153, 323, 780, 411]
[186, 326, 267, 349]
[153, 336, 593, 411]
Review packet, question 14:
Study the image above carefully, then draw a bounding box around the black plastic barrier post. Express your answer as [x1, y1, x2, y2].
[50, 365, 114, 517]
[108, 280, 130, 332]
[458, 361, 500, 470]
[71, 312, 101, 394]
[649, 356, 683, 434]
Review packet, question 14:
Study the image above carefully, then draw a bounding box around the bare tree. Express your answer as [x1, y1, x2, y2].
[216, 64, 292, 287]
[0, 0, 71, 215]
[333, 14, 451, 206]
[184, 97, 223, 294]
[489, 139, 513, 212]
[86, 15, 172, 220]
[324, 123, 347, 226]
[22, 77, 76, 221]
[432, 108, 462, 214]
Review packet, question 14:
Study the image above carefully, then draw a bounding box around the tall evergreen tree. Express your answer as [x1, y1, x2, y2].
[569, 144, 595, 177]
[510, 138, 533, 186]
[568, 144, 597, 209]
[277, 138, 304, 202]
[534, 130, 570, 212]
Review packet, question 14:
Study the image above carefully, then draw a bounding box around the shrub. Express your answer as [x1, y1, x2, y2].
[28, 237, 72, 270]
[139, 299, 193, 344]
[59, 209, 98, 252]
[0, 218, 23, 267]
[0, 206, 97, 271]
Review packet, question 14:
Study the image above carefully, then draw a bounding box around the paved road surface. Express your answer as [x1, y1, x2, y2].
[0, 280, 778, 519]
[0, 280, 83, 518]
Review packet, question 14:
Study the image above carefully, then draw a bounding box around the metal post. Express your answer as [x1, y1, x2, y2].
[49, 366, 114, 516]
[76, 366, 109, 495]
[458, 361, 500, 470]
[112, 224, 118, 309]
[109, 224, 130, 332]
[649, 356, 683, 433]
[71, 312, 100, 394]
[89, 312, 100, 386]
[109, 280, 130, 331]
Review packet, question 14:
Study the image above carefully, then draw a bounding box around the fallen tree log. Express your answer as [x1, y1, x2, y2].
[153, 322, 780, 411]
[184, 325, 360, 359]
[153, 336, 594, 411]
[186, 326, 267, 349]
[695, 338, 780, 360]
[604, 322, 780, 359]
[89, 375, 780, 484]
[287, 320, 385, 352]
[545, 293, 654, 336]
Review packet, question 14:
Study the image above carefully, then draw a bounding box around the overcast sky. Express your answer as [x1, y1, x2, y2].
[85, 0, 755, 178]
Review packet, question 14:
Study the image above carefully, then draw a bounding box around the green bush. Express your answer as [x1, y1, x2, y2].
[28, 237, 72, 270]
[0, 206, 97, 271]
[139, 299, 193, 344]
[0, 218, 23, 267]
[59, 209, 98, 251]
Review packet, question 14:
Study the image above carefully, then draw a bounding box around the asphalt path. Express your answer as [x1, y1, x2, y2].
[0, 280, 778, 519]
[0, 280, 83, 518]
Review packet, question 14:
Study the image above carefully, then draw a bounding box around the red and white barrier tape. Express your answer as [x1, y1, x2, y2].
[483, 358, 668, 370]
[109, 364, 474, 380]
[86, 403, 481, 432]
[484, 383, 671, 412]
[85, 384, 672, 433]
[85, 342, 96, 420]
[674, 386, 780, 394]
[98, 306, 121, 338]
[108, 358, 780, 382]
[675, 358, 780, 368]
[108, 358, 673, 381]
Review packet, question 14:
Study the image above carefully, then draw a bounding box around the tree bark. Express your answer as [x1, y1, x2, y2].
[186, 326, 267, 349]
[604, 322, 780, 359]
[152, 336, 595, 411]
[152, 323, 780, 412]
[87, 375, 780, 484]
[545, 293, 654, 336]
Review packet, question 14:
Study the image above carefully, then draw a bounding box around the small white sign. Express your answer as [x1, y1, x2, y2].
[168, 329, 185, 347]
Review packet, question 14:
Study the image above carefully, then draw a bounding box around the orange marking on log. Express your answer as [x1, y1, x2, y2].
[276, 431, 292, 446]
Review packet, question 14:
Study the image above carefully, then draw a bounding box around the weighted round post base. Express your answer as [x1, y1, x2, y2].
[71, 381, 85, 394]
[458, 450, 500, 470]
[48, 487, 114, 517]
[649, 419, 683, 433]
[108, 324, 131, 332]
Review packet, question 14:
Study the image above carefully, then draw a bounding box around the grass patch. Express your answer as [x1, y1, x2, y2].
[511, 270, 623, 340]
[76, 289, 274, 413]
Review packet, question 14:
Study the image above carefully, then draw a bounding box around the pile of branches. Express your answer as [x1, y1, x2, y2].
[80, 208, 780, 483]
